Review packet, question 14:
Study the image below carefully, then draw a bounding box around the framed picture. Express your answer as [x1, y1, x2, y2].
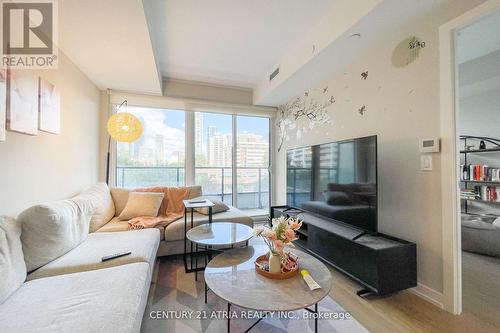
[39, 78, 60, 134]
[8, 73, 38, 135]
[0, 70, 6, 141]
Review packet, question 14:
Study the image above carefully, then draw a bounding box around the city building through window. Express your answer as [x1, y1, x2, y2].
[116, 107, 270, 213]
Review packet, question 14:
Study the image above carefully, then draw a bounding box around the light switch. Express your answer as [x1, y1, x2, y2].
[421, 155, 432, 171]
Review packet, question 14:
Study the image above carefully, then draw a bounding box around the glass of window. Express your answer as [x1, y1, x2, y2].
[116, 106, 185, 188]
[194, 112, 233, 204]
[236, 116, 270, 211]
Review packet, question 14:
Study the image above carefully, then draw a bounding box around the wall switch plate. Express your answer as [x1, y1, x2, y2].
[421, 155, 433, 171]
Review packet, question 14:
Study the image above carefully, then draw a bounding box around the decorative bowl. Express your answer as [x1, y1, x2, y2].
[254, 254, 299, 280]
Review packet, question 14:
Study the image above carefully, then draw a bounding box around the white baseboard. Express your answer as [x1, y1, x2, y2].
[409, 283, 444, 309]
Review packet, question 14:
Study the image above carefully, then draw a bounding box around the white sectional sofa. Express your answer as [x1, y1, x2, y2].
[96, 184, 254, 256]
[1, 262, 153, 333]
[0, 183, 253, 333]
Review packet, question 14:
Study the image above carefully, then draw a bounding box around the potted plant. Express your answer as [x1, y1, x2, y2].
[254, 216, 302, 273]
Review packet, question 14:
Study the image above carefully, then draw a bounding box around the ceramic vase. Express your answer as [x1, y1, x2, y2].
[268, 252, 281, 273]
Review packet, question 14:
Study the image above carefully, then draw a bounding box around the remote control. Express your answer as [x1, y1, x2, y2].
[101, 251, 132, 262]
[189, 200, 206, 204]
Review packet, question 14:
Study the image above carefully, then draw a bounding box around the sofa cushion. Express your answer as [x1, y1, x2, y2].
[111, 187, 130, 216]
[118, 192, 164, 220]
[27, 229, 160, 281]
[462, 218, 498, 230]
[322, 191, 353, 205]
[193, 196, 229, 215]
[165, 206, 253, 242]
[0, 216, 26, 304]
[462, 225, 500, 257]
[96, 217, 165, 240]
[111, 185, 202, 217]
[0, 263, 150, 333]
[79, 183, 115, 232]
[19, 197, 94, 272]
[188, 185, 202, 199]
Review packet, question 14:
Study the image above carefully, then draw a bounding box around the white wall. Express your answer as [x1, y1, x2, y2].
[0, 52, 101, 217]
[98, 90, 110, 183]
[458, 49, 500, 138]
[162, 78, 253, 105]
[273, 5, 485, 297]
[459, 90, 500, 138]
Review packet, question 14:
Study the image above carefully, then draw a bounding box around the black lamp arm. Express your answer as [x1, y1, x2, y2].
[105, 136, 111, 185]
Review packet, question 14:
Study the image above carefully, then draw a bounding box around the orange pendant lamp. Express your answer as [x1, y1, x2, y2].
[105, 100, 142, 183]
[107, 112, 142, 143]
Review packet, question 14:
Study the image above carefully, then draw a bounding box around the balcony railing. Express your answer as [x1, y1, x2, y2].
[116, 166, 270, 209]
[116, 166, 185, 188]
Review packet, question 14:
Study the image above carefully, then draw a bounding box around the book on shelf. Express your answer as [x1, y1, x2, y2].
[460, 188, 478, 200]
[460, 186, 500, 202]
[460, 164, 500, 182]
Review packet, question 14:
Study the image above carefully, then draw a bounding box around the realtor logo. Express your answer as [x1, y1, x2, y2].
[1, 0, 58, 69]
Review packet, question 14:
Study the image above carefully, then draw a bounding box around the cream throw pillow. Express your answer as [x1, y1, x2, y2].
[118, 192, 164, 221]
[110, 187, 130, 216]
[19, 198, 94, 272]
[78, 183, 116, 232]
[0, 216, 26, 304]
[192, 197, 229, 215]
[187, 186, 202, 199]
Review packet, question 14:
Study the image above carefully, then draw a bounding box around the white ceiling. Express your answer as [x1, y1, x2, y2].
[59, 0, 162, 94]
[58, 0, 488, 105]
[143, 0, 335, 88]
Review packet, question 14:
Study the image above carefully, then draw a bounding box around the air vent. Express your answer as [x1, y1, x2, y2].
[269, 67, 280, 81]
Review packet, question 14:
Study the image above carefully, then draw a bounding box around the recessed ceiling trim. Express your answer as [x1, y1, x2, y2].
[59, 0, 162, 94]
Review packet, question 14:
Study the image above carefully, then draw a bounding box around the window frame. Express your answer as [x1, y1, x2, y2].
[112, 104, 187, 188]
[192, 111, 271, 210]
[110, 98, 273, 212]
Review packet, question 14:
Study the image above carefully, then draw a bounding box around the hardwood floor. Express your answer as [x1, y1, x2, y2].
[462, 251, 500, 328]
[190, 223, 499, 332]
[327, 264, 500, 333]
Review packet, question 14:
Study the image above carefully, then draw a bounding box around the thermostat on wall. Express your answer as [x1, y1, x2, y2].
[419, 138, 440, 153]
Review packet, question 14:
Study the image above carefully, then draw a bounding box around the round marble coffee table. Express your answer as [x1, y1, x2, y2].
[205, 244, 332, 333]
[186, 222, 253, 302]
[186, 222, 253, 247]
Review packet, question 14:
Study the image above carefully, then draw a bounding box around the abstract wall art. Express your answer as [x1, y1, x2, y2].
[8, 73, 39, 135]
[276, 86, 334, 152]
[0, 70, 7, 141]
[39, 77, 61, 134]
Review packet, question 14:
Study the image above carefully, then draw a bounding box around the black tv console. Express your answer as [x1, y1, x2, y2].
[271, 205, 417, 296]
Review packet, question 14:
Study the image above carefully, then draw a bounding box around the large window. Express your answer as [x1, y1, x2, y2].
[194, 113, 270, 212]
[116, 106, 185, 188]
[115, 105, 271, 213]
[236, 116, 270, 210]
[194, 113, 233, 205]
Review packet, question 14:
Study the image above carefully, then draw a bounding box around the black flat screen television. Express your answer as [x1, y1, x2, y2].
[286, 135, 377, 232]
